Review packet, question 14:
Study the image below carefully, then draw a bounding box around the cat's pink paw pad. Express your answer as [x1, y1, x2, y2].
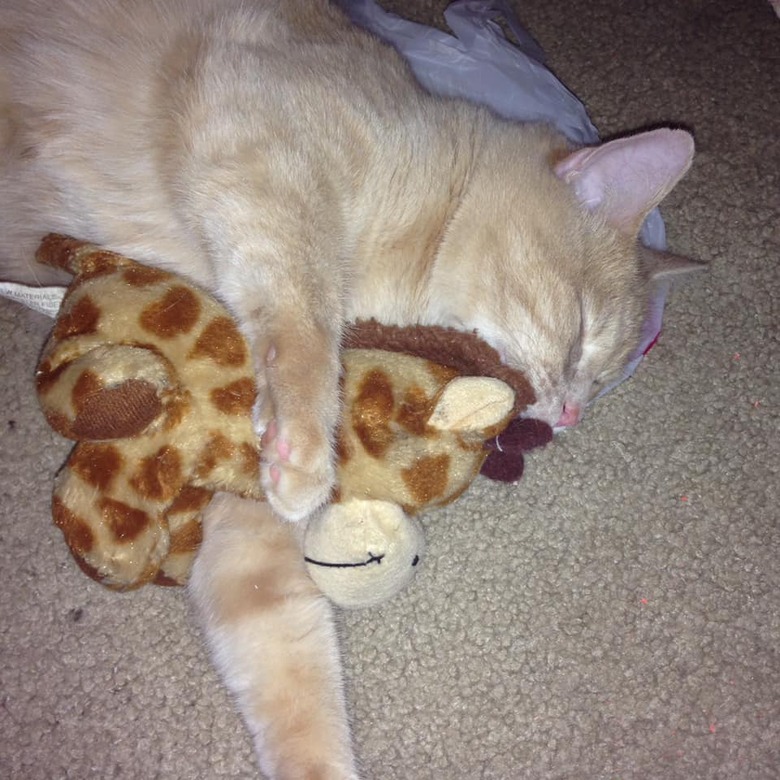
[262, 420, 293, 463]
[260, 420, 335, 523]
[274, 434, 292, 462]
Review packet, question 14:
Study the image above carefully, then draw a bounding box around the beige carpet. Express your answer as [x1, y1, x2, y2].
[1, 1, 778, 778]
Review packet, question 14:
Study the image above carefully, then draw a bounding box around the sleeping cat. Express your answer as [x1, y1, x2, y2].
[0, 0, 696, 776]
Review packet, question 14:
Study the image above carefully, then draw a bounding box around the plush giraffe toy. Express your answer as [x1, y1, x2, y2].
[35, 234, 547, 606]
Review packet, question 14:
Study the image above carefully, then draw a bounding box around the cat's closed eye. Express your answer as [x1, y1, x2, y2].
[565, 337, 584, 378]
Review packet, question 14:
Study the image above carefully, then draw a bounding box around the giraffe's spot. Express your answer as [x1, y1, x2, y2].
[152, 571, 184, 588]
[73, 555, 107, 586]
[71, 379, 162, 439]
[153, 572, 184, 587]
[157, 487, 210, 586]
[69, 443, 124, 492]
[37, 238, 121, 288]
[123, 265, 171, 287]
[401, 452, 451, 506]
[210, 378, 257, 416]
[167, 517, 203, 555]
[36, 359, 68, 397]
[189, 316, 248, 367]
[136, 559, 164, 588]
[167, 485, 213, 517]
[239, 442, 261, 480]
[54, 295, 101, 340]
[352, 369, 395, 458]
[427, 361, 460, 385]
[161, 389, 191, 431]
[396, 385, 434, 436]
[130, 445, 184, 501]
[139, 286, 201, 339]
[99, 497, 150, 543]
[194, 432, 235, 480]
[52, 496, 95, 554]
[43, 410, 71, 438]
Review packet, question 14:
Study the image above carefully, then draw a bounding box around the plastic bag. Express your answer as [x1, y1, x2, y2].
[338, 0, 668, 394]
[340, 0, 597, 145]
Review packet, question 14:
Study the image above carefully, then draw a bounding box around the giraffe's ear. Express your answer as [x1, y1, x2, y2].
[37, 344, 172, 441]
[428, 377, 515, 433]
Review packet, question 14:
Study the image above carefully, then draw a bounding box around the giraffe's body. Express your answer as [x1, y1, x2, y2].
[35, 235, 530, 590]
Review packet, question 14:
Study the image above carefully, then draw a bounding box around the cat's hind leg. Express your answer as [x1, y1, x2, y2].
[189, 492, 359, 780]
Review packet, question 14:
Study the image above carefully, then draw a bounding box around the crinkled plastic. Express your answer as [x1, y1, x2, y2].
[338, 0, 669, 396]
[341, 0, 597, 144]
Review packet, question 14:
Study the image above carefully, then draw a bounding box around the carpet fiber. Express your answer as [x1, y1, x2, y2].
[1, 1, 777, 778]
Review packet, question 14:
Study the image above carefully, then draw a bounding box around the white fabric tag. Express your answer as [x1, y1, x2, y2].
[0, 281, 66, 318]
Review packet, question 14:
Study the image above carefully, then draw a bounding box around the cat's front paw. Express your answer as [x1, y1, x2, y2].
[261, 417, 335, 522]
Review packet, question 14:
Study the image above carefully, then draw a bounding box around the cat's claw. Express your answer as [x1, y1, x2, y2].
[261, 417, 335, 522]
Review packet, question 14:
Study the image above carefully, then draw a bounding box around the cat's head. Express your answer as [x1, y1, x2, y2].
[431, 125, 699, 429]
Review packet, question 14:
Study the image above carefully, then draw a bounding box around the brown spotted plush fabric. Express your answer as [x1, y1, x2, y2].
[344, 320, 535, 417]
[346, 321, 554, 483]
[332, 349, 516, 514]
[36, 235, 263, 588]
[36, 235, 534, 591]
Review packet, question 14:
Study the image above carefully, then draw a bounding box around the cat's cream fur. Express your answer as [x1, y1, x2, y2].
[0, 0, 696, 776]
[190, 492, 359, 780]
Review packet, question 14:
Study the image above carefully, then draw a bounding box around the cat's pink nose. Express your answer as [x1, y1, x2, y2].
[555, 403, 582, 428]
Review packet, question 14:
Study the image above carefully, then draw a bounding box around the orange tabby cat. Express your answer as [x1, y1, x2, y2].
[0, 1, 696, 776]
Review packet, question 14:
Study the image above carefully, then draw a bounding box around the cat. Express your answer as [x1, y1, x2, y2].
[0, 0, 697, 776]
[0, 0, 696, 520]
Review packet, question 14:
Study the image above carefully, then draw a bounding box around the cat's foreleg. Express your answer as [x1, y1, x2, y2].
[250, 302, 343, 523]
[199, 177, 347, 522]
[189, 492, 359, 780]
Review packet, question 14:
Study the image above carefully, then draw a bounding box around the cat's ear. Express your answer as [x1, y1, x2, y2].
[638, 245, 707, 281]
[555, 128, 694, 236]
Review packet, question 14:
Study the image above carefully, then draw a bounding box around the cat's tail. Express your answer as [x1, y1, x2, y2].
[189, 492, 360, 780]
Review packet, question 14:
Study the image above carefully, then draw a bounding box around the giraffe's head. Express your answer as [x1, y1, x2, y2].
[304, 348, 520, 607]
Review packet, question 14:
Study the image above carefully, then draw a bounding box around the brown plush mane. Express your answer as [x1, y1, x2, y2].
[344, 320, 535, 417]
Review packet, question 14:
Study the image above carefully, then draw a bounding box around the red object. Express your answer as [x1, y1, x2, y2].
[480, 418, 553, 482]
